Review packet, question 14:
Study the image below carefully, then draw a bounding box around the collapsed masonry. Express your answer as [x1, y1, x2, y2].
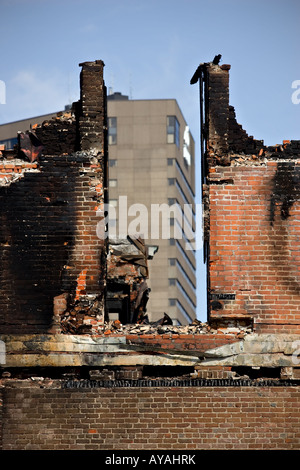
[0, 60, 153, 336]
[0, 58, 299, 384]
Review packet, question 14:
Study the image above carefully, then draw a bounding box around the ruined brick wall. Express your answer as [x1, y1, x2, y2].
[208, 159, 300, 333]
[199, 62, 300, 333]
[0, 153, 103, 333]
[0, 61, 108, 334]
[34, 112, 77, 155]
[1, 381, 299, 450]
[0, 158, 39, 185]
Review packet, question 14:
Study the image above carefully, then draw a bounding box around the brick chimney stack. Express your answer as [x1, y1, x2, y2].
[205, 63, 231, 157]
[79, 60, 106, 152]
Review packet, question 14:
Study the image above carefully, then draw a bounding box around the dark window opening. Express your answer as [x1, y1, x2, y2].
[108, 117, 117, 145]
[167, 116, 180, 147]
[143, 365, 194, 378]
[231, 367, 282, 380]
[109, 159, 117, 167]
[105, 281, 130, 324]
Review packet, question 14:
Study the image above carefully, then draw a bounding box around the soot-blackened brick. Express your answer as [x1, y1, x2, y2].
[0, 61, 108, 334]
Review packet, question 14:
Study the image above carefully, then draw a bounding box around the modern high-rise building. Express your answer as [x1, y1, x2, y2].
[107, 93, 197, 324]
[0, 94, 197, 325]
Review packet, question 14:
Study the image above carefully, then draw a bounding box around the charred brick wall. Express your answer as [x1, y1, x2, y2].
[0, 61, 108, 334]
[34, 112, 77, 155]
[208, 160, 300, 333]
[200, 61, 300, 333]
[1, 381, 299, 450]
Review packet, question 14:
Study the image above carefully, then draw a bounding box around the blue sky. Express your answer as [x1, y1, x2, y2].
[1, 0, 299, 143]
[1, 0, 299, 320]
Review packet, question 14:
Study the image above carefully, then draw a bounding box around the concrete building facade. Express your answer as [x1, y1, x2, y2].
[107, 94, 197, 324]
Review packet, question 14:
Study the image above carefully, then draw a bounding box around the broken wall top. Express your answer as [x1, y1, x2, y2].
[196, 61, 299, 168]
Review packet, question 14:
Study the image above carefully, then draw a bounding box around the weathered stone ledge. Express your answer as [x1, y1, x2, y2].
[1, 333, 299, 369]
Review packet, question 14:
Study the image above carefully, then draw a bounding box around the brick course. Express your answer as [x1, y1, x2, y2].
[1, 381, 299, 450]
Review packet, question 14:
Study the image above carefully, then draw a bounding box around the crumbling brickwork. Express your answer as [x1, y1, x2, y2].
[197, 61, 300, 333]
[0, 61, 108, 333]
[33, 112, 77, 155]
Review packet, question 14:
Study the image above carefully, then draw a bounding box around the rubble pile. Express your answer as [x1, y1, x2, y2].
[60, 310, 252, 337]
[103, 319, 252, 338]
[60, 295, 104, 334]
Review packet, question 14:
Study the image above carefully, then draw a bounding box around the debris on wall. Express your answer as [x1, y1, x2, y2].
[106, 236, 153, 325]
[58, 294, 104, 334]
[33, 110, 77, 156]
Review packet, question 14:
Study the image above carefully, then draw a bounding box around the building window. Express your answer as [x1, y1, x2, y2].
[169, 238, 175, 246]
[167, 116, 180, 147]
[109, 159, 117, 167]
[169, 298, 176, 306]
[168, 278, 176, 286]
[169, 258, 176, 266]
[176, 279, 196, 309]
[0, 137, 18, 150]
[168, 178, 175, 186]
[108, 117, 117, 145]
[109, 179, 117, 187]
[167, 158, 174, 166]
